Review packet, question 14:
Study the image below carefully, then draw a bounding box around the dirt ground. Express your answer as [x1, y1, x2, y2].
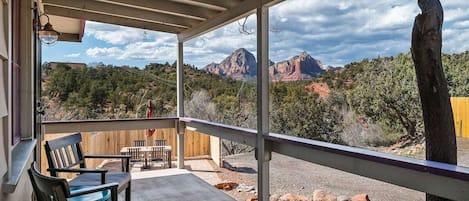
[216, 138, 469, 201]
[218, 152, 424, 201]
[103, 138, 469, 201]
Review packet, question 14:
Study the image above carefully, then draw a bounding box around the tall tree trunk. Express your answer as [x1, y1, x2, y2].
[411, 1, 457, 200]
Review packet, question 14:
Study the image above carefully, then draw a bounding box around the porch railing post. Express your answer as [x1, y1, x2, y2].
[256, 4, 271, 201]
[176, 120, 185, 169]
[176, 41, 185, 169]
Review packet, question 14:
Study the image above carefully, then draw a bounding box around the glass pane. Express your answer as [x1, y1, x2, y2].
[42, 22, 177, 120]
[184, 16, 257, 130]
[268, 0, 469, 164]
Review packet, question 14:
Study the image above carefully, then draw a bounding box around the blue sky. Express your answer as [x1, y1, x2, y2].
[42, 0, 469, 68]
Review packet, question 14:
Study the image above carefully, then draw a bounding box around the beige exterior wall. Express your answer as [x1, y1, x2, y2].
[0, 154, 34, 201]
[0, 0, 10, 188]
[210, 136, 221, 167]
[1, 0, 35, 200]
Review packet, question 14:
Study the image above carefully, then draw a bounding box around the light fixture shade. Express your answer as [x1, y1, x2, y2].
[38, 20, 60, 45]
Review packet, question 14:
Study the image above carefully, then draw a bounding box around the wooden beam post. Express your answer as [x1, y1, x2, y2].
[176, 41, 185, 169]
[256, 3, 271, 201]
[411, 1, 457, 200]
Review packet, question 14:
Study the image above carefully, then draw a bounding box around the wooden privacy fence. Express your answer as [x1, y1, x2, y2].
[451, 97, 469, 138]
[41, 128, 210, 175]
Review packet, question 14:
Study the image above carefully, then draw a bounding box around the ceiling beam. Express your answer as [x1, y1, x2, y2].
[43, 0, 201, 28]
[174, 0, 241, 10]
[178, 0, 282, 42]
[44, 5, 186, 33]
[99, 0, 220, 20]
[58, 33, 82, 42]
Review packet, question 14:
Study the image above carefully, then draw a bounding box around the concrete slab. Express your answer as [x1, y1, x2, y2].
[118, 169, 235, 201]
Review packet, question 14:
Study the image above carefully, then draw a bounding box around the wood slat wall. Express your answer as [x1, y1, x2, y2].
[451, 97, 469, 138]
[41, 129, 210, 175]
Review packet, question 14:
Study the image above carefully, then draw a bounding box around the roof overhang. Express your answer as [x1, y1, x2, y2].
[37, 0, 85, 42]
[37, 0, 283, 43]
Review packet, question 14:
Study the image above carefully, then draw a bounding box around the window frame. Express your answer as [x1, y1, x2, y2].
[10, 0, 20, 145]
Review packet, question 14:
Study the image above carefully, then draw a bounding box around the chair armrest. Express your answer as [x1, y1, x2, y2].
[48, 168, 108, 184]
[84, 155, 131, 159]
[84, 155, 131, 172]
[47, 168, 108, 174]
[69, 182, 119, 201]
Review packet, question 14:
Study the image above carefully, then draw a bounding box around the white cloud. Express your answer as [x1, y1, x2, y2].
[85, 21, 155, 45]
[85, 33, 177, 62]
[86, 47, 123, 58]
[77, 0, 469, 67]
[64, 53, 81, 58]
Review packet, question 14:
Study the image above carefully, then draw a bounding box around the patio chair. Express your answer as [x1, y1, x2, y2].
[133, 140, 146, 147]
[154, 139, 166, 146]
[126, 147, 145, 167]
[29, 162, 118, 201]
[149, 146, 168, 168]
[44, 133, 131, 201]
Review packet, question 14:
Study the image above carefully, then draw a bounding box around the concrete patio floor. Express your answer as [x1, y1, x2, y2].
[116, 159, 233, 201]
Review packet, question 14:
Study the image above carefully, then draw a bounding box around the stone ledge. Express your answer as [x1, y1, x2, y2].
[2, 139, 36, 193]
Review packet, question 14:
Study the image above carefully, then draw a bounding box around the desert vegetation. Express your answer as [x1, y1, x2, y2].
[42, 51, 469, 152]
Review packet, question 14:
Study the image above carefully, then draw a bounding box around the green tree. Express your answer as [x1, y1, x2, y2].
[270, 82, 342, 143]
[347, 54, 423, 139]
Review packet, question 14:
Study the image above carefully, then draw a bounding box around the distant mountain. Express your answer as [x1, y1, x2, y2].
[270, 51, 325, 82]
[203, 48, 257, 80]
[203, 48, 325, 81]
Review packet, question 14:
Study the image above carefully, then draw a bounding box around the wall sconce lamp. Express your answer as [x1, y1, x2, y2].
[38, 13, 61, 45]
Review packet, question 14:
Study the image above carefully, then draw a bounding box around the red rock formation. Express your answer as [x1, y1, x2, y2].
[203, 48, 257, 80]
[270, 51, 325, 82]
[350, 194, 370, 201]
[279, 193, 309, 201]
[246, 195, 258, 201]
[312, 189, 338, 201]
[305, 82, 331, 98]
[204, 49, 325, 82]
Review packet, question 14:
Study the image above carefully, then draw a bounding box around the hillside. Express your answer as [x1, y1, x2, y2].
[42, 62, 256, 120]
[43, 51, 469, 147]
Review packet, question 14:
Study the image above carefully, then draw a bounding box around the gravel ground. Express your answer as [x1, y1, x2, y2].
[104, 139, 469, 201]
[220, 152, 425, 201]
[217, 138, 469, 201]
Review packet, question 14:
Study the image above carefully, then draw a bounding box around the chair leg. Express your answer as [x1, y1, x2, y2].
[125, 182, 131, 201]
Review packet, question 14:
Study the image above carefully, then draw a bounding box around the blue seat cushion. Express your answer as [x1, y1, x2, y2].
[68, 186, 111, 201]
[69, 172, 131, 192]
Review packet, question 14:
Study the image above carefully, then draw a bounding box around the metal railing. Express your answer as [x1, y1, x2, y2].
[42, 117, 469, 200]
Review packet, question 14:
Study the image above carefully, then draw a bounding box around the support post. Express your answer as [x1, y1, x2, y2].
[411, 1, 456, 200]
[256, 4, 271, 201]
[176, 41, 185, 169]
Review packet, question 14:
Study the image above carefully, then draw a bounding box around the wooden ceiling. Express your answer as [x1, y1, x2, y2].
[39, 0, 282, 42]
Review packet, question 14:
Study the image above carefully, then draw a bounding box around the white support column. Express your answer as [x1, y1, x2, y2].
[176, 41, 185, 169]
[256, 4, 271, 201]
